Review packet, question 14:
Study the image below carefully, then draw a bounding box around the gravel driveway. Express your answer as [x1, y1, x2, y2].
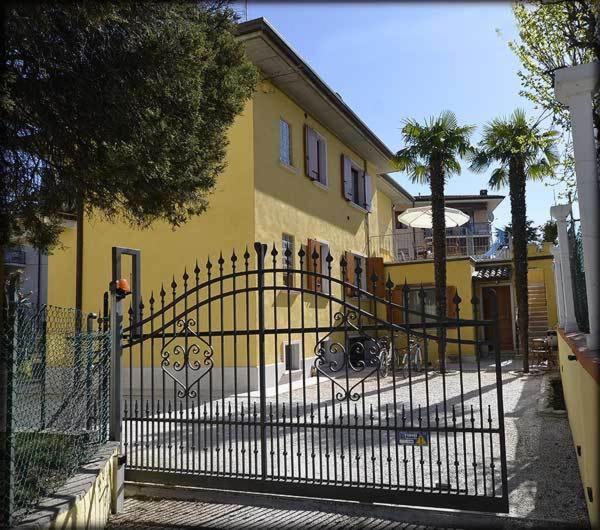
[121, 356, 588, 526]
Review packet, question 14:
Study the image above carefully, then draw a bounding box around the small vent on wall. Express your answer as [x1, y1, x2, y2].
[283, 342, 301, 371]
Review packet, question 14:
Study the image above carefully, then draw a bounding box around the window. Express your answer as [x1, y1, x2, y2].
[282, 233, 295, 287]
[306, 239, 330, 294]
[304, 125, 327, 186]
[405, 285, 458, 323]
[407, 287, 436, 323]
[344, 251, 367, 297]
[341, 154, 372, 210]
[279, 119, 292, 166]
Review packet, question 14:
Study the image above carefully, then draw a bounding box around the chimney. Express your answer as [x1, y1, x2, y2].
[480, 189, 488, 196]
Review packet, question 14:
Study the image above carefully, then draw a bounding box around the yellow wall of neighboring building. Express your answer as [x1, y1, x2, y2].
[526, 243, 558, 329]
[384, 258, 476, 358]
[558, 332, 599, 528]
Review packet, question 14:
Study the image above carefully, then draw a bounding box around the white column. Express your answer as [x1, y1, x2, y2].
[554, 62, 600, 349]
[550, 245, 565, 328]
[550, 204, 578, 332]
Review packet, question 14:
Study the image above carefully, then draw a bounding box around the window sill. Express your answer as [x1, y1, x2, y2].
[347, 200, 369, 214]
[312, 179, 329, 191]
[279, 160, 297, 174]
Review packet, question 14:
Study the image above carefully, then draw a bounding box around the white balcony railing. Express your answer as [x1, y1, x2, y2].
[370, 231, 509, 263]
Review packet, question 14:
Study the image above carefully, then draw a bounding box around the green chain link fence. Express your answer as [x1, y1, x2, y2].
[567, 217, 589, 333]
[1, 302, 110, 526]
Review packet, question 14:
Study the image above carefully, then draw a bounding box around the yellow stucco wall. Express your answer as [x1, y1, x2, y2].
[526, 243, 558, 329]
[52, 450, 116, 529]
[48, 101, 256, 315]
[47, 81, 396, 370]
[384, 258, 476, 359]
[558, 332, 599, 527]
[250, 80, 391, 366]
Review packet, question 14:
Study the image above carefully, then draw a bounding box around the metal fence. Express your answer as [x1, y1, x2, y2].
[1, 302, 110, 526]
[567, 216, 589, 333]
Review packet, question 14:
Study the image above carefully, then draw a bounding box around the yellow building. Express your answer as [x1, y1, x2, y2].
[42, 18, 557, 394]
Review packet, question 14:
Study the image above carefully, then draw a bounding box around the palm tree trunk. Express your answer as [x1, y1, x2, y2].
[509, 159, 529, 373]
[430, 164, 447, 373]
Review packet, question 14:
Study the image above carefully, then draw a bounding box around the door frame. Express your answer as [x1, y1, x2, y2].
[477, 281, 516, 352]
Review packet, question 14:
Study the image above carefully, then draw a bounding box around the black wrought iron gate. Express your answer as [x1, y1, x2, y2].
[114, 243, 509, 512]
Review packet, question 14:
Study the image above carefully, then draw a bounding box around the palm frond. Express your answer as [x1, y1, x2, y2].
[488, 166, 508, 189]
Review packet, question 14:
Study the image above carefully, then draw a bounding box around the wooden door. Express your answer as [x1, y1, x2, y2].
[482, 285, 514, 351]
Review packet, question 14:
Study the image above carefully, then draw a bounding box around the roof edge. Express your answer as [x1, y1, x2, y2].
[236, 18, 395, 160]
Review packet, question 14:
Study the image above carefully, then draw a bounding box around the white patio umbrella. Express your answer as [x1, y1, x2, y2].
[396, 206, 470, 228]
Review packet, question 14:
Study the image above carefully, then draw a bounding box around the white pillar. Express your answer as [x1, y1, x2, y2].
[550, 204, 578, 332]
[550, 245, 565, 328]
[554, 62, 600, 349]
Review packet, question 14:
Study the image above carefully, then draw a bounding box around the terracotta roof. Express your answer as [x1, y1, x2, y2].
[473, 265, 512, 281]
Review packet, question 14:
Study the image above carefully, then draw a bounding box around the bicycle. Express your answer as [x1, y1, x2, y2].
[398, 339, 423, 379]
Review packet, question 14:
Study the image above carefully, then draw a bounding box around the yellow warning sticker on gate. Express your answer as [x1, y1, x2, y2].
[397, 431, 429, 446]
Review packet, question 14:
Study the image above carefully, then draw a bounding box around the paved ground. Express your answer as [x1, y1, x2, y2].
[107, 497, 445, 529]
[116, 357, 589, 527]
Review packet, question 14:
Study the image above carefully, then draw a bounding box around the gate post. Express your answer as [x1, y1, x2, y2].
[254, 242, 268, 480]
[0, 279, 18, 528]
[491, 291, 509, 511]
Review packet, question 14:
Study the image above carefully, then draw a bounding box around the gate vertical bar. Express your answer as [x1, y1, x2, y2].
[491, 290, 509, 510]
[254, 242, 268, 479]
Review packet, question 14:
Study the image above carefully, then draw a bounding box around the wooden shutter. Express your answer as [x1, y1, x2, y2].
[307, 239, 322, 292]
[388, 286, 404, 324]
[366, 257, 385, 298]
[344, 251, 356, 297]
[341, 155, 353, 201]
[446, 285, 458, 319]
[364, 173, 373, 212]
[304, 125, 318, 180]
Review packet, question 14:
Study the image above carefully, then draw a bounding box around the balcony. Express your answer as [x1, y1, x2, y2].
[422, 222, 492, 237]
[370, 229, 509, 264]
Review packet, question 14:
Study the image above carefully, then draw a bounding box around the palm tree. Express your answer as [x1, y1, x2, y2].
[393, 111, 474, 372]
[470, 109, 558, 373]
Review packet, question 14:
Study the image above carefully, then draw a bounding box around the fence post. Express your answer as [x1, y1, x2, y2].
[0, 278, 18, 528]
[108, 269, 124, 513]
[490, 290, 509, 511]
[254, 242, 268, 480]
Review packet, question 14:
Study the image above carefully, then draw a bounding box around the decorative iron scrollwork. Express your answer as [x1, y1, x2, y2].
[160, 318, 213, 398]
[313, 311, 390, 402]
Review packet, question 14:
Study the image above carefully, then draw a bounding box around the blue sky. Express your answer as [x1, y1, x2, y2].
[242, 1, 566, 230]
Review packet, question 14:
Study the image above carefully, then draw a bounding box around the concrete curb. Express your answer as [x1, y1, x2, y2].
[124, 481, 587, 529]
[14, 442, 120, 529]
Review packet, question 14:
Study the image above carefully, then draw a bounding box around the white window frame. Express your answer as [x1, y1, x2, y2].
[313, 130, 328, 188]
[316, 239, 331, 294]
[282, 233, 295, 287]
[279, 118, 293, 168]
[347, 250, 367, 296]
